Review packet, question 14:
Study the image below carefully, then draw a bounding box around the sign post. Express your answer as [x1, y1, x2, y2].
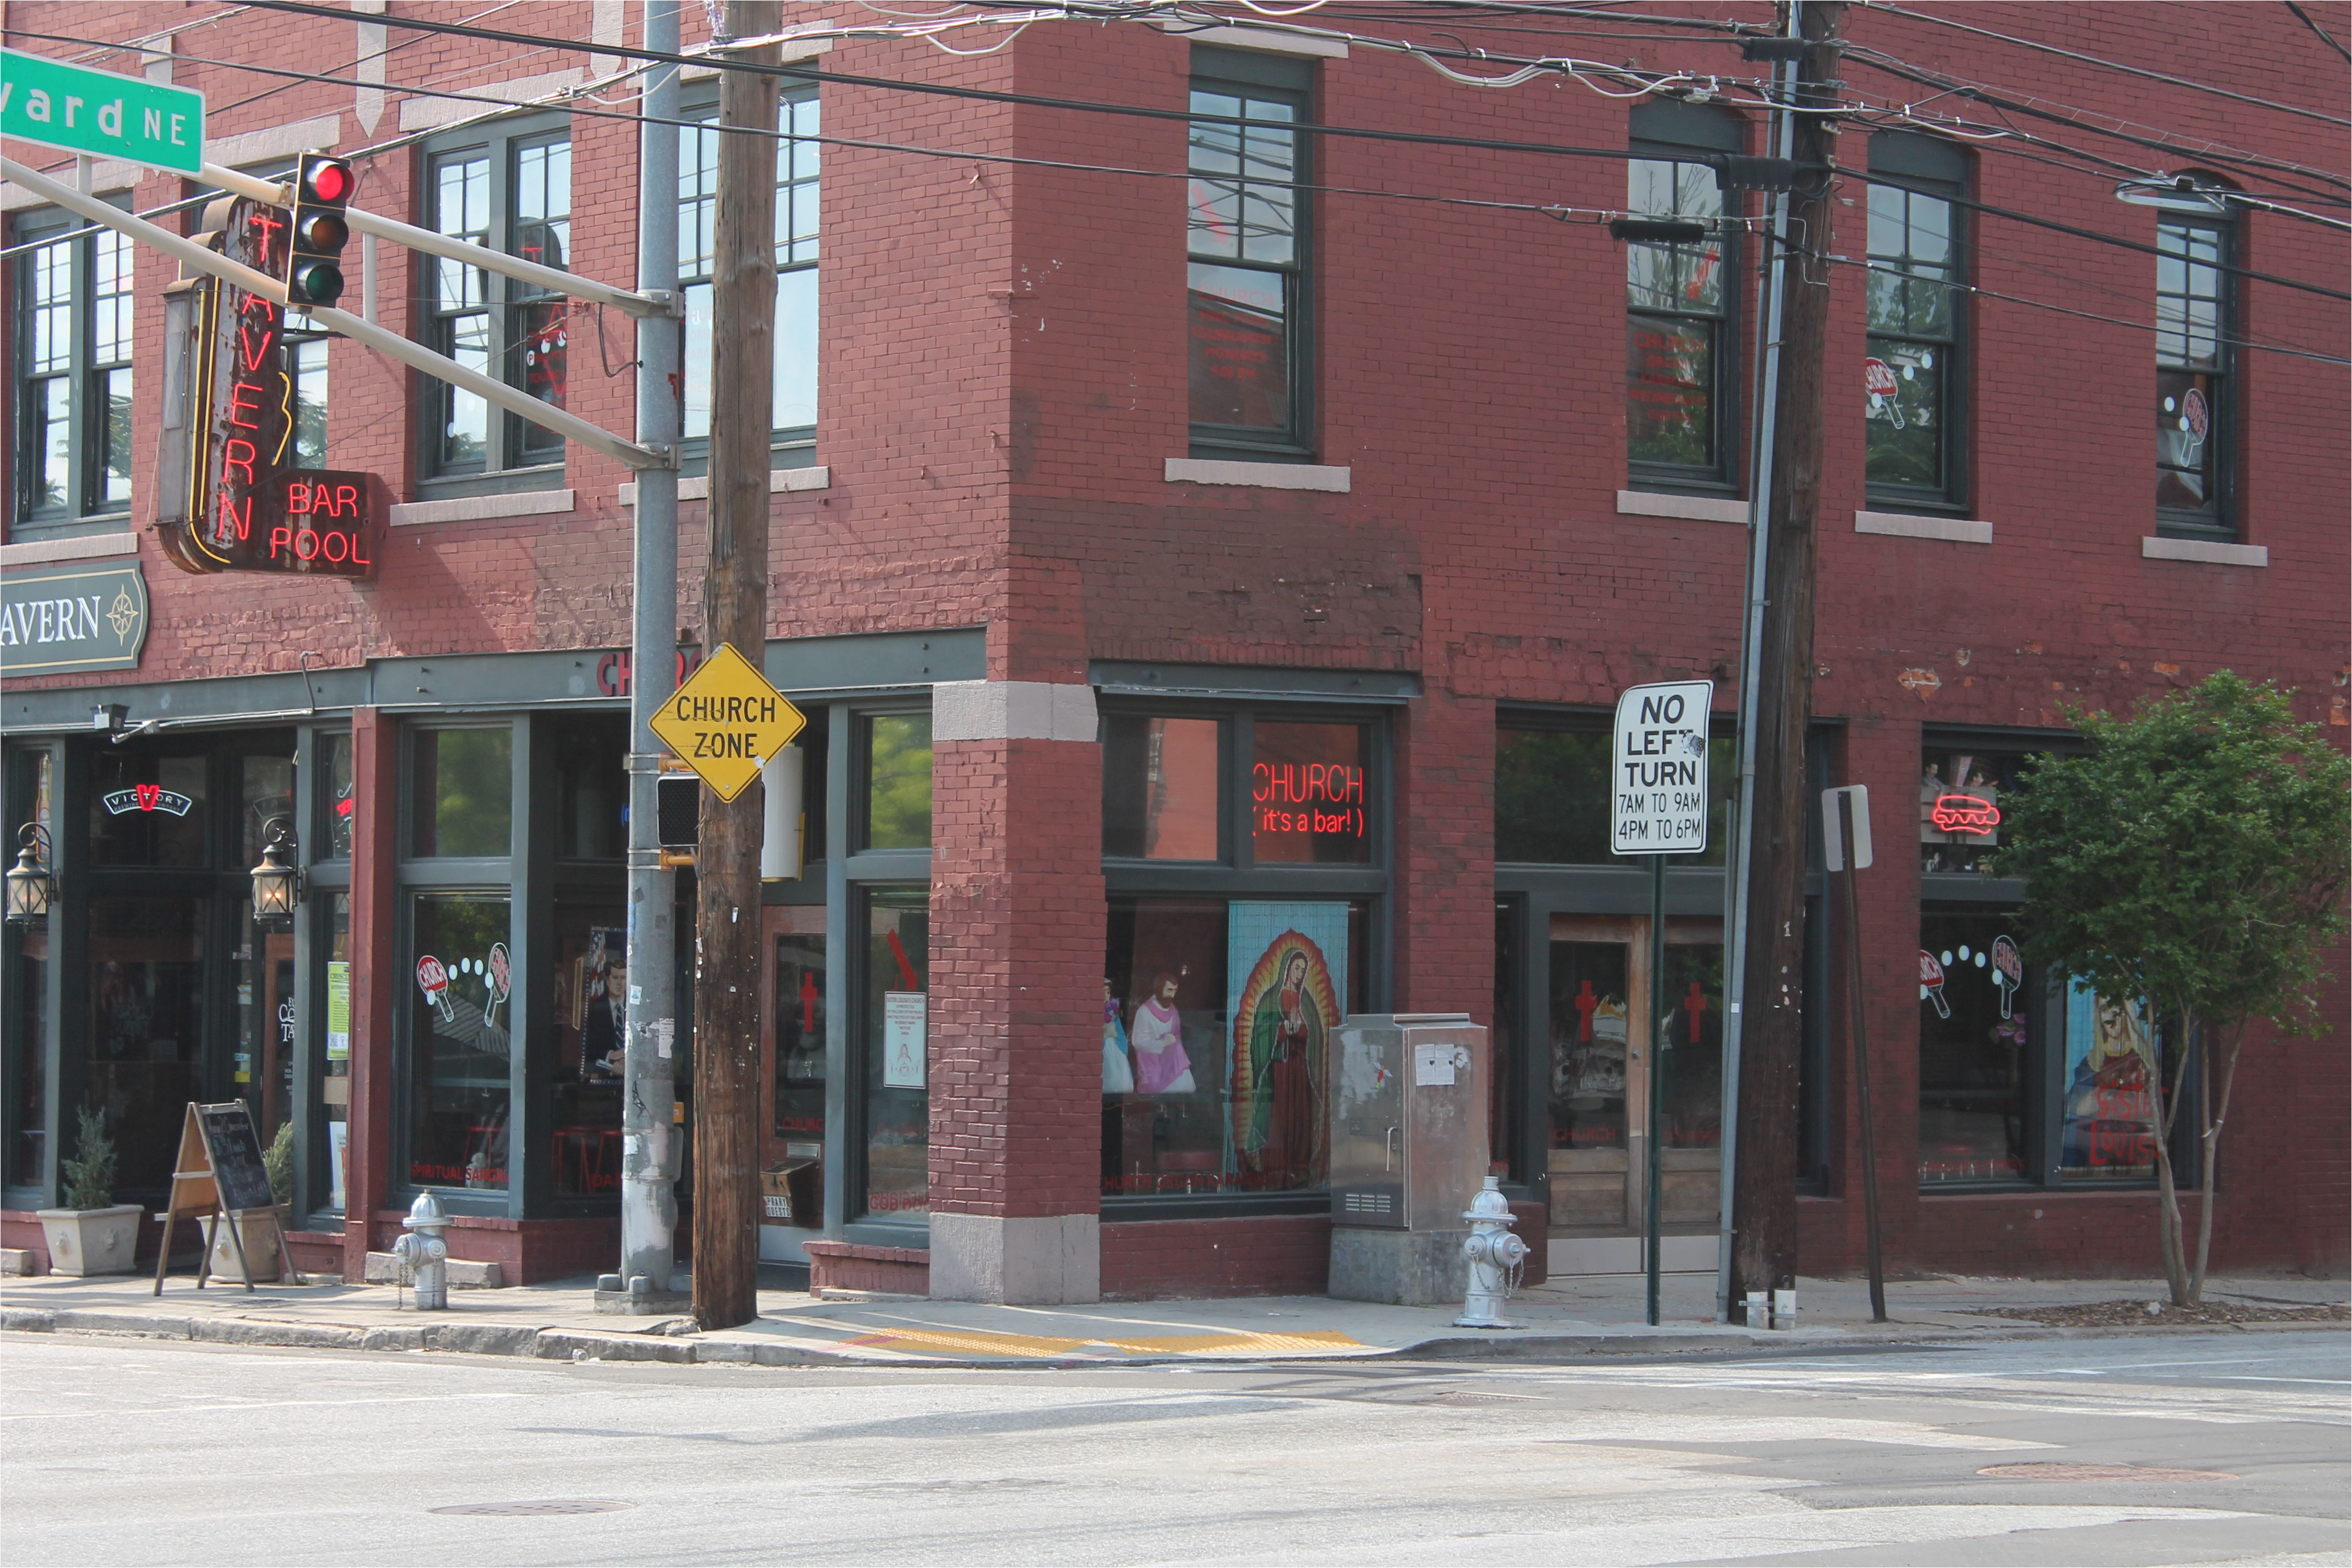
[0, 47, 206, 173]
[1611, 679, 1713, 1327]
[646, 643, 807, 802]
[1822, 783, 1888, 1322]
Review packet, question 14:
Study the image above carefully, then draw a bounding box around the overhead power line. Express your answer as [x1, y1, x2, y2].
[1861, 0, 2352, 128]
[2283, 0, 2352, 62]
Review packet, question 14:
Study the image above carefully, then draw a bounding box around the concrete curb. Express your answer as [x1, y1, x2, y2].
[2, 1309, 2338, 1370]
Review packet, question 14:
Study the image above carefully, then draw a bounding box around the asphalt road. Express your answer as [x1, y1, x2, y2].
[3, 1329, 2344, 1566]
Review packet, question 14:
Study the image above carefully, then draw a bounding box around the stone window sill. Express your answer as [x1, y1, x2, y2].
[390, 489, 578, 527]
[1615, 490, 1746, 525]
[1165, 459, 1351, 493]
[619, 467, 830, 507]
[2143, 535, 2266, 567]
[1855, 509, 1993, 545]
[0, 531, 141, 568]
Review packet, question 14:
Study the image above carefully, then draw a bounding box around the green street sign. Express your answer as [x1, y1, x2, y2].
[0, 560, 148, 676]
[1, 47, 205, 175]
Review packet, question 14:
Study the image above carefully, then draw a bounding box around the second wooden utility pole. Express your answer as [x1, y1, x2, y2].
[1731, 0, 1844, 1313]
[692, 0, 781, 1333]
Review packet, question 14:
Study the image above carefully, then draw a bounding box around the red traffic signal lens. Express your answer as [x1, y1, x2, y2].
[290, 261, 344, 304]
[296, 212, 349, 252]
[304, 160, 353, 204]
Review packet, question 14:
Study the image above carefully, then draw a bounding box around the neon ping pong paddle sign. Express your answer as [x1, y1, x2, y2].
[155, 195, 382, 579]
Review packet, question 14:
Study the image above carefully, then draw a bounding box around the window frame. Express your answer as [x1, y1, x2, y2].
[417, 111, 573, 491]
[10, 202, 136, 533]
[676, 85, 820, 473]
[2153, 200, 2236, 539]
[1863, 133, 1969, 514]
[1186, 47, 1316, 462]
[1625, 101, 1744, 496]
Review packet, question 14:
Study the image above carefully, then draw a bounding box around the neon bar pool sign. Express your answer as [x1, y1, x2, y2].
[156, 198, 380, 579]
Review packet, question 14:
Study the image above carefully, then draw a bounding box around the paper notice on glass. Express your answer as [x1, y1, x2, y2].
[325, 961, 352, 1060]
[327, 1118, 349, 1210]
[1414, 1042, 1456, 1086]
[883, 991, 927, 1088]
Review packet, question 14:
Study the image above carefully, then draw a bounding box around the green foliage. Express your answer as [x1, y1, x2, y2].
[1995, 671, 2349, 1040]
[264, 1120, 296, 1208]
[61, 1107, 117, 1212]
[866, 714, 933, 851]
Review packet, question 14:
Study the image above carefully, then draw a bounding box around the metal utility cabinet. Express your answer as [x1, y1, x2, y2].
[1327, 1012, 1490, 1305]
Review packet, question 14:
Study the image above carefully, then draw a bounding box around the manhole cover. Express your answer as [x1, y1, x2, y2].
[1420, 1391, 1542, 1407]
[429, 1500, 638, 1516]
[1977, 1463, 2234, 1483]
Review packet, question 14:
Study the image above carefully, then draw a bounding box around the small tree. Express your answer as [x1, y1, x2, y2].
[264, 1120, 296, 1208]
[1997, 673, 2349, 1305]
[61, 1108, 118, 1212]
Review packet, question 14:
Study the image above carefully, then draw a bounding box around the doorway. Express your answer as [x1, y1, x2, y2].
[1544, 913, 1725, 1275]
[758, 904, 828, 1262]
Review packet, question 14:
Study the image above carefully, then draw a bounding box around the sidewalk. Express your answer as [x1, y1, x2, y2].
[4, 1267, 2342, 1369]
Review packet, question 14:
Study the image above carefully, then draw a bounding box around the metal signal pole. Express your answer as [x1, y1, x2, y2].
[690, 0, 781, 1332]
[619, 0, 685, 1308]
[1730, 0, 1846, 1313]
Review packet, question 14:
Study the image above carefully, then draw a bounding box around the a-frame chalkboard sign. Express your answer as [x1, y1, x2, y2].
[153, 1101, 291, 1294]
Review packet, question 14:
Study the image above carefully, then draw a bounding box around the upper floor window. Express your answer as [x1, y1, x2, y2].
[1188, 49, 1311, 458]
[1865, 133, 1967, 509]
[679, 89, 819, 453]
[1625, 101, 1741, 491]
[424, 116, 570, 479]
[2154, 193, 2234, 534]
[12, 207, 133, 528]
[1497, 718, 1735, 868]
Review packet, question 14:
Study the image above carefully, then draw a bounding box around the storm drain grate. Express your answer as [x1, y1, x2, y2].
[429, 1500, 639, 1516]
[1977, 1464, 2234, 1483]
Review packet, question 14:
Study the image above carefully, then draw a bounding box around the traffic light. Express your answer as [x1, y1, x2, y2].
[285, 153, 353, 307]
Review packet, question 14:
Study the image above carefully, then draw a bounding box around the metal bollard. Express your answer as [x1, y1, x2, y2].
[1455, 1176, 1531, 1329]
[391, 1190, 451, 1310]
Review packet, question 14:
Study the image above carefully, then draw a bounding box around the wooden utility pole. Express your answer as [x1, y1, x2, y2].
[692, 0, 781, 1332]
[1732, 0, 1844, 1308]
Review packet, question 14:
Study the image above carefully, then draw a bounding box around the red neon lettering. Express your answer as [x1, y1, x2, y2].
[217, 494, 252, 542]
[1930, 793, 2002, 835]
[334, 484, 360, 518]
[222, 438, 258, 486]
[287, 481, 313, 515]
[322, 530, 349, 563]
[244, 208, 286, 252]
[237, 318, 279, 374]
[295, 529, 320, 560]
[269, 525, 293, 558]
[227, 380, 266, 431]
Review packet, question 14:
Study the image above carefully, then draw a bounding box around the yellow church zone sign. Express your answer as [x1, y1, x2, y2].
[647, 642, 807, 802]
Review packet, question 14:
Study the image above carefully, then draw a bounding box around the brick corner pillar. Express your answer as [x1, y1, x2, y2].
[1393, 689, 1497, 1017]
[343, 706, 398, 1283]
[926, 677, 1107, 1304]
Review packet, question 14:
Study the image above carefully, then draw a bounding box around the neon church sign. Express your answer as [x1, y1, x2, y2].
[157, 198, 380, 579]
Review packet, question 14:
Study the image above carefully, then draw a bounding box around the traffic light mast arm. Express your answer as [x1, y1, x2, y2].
[202, 161, 677, 321]
[1, 155, 672, 472]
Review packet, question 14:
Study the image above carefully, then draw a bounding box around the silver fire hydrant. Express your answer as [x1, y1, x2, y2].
[393, 1190, 450, 1310]
[1455, 1175, 1529, 1328]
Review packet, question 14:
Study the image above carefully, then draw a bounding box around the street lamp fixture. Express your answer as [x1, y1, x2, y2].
[4, 824, 53, 929]
[250, 818, 303, 927]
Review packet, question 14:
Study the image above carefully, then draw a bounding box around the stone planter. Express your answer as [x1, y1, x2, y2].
[200, 1210, 285, 1284]
[35, 1205, 144, 1277]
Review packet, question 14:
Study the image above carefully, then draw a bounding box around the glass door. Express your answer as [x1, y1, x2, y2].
[1545, 914, 1725, 1270]
[759, 904, 828, 1257]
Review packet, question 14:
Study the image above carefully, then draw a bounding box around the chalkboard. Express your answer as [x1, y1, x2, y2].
[197, 1101, 275, 1213]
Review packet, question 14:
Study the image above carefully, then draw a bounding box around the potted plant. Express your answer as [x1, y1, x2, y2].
[36, 1109, 144, 1277]
[201, 1120, 293, 1284]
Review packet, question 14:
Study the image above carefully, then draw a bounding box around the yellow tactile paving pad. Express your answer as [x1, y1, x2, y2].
[836, 1327, 1366, 1359]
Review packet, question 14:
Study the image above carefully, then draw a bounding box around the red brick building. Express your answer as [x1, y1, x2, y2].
[3, 3, 2344, 1297]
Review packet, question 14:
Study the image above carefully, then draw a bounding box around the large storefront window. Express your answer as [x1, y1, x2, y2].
[859, 889, 929, 1218]
[412, 727, 512, 858]
[1496, 723, 1734, 867]
[1919, 742, 2029, 874]
[320, 893, 353, 1211]
[864, 714, 932, 851]
[552, 900, 626, 1197]
[1101, 704, 1382, 1205]
[1917, 907, 2029, 1183]
[2058, 983, 2160, 1182]
[5, 749, 52, 1190]
[406, 894, 513, 1191]
[90, 752, 208, 868]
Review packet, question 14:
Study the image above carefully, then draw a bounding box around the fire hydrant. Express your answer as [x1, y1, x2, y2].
[393, 1190, 450, 1310]
[1455, 1175, 1529, 1329]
